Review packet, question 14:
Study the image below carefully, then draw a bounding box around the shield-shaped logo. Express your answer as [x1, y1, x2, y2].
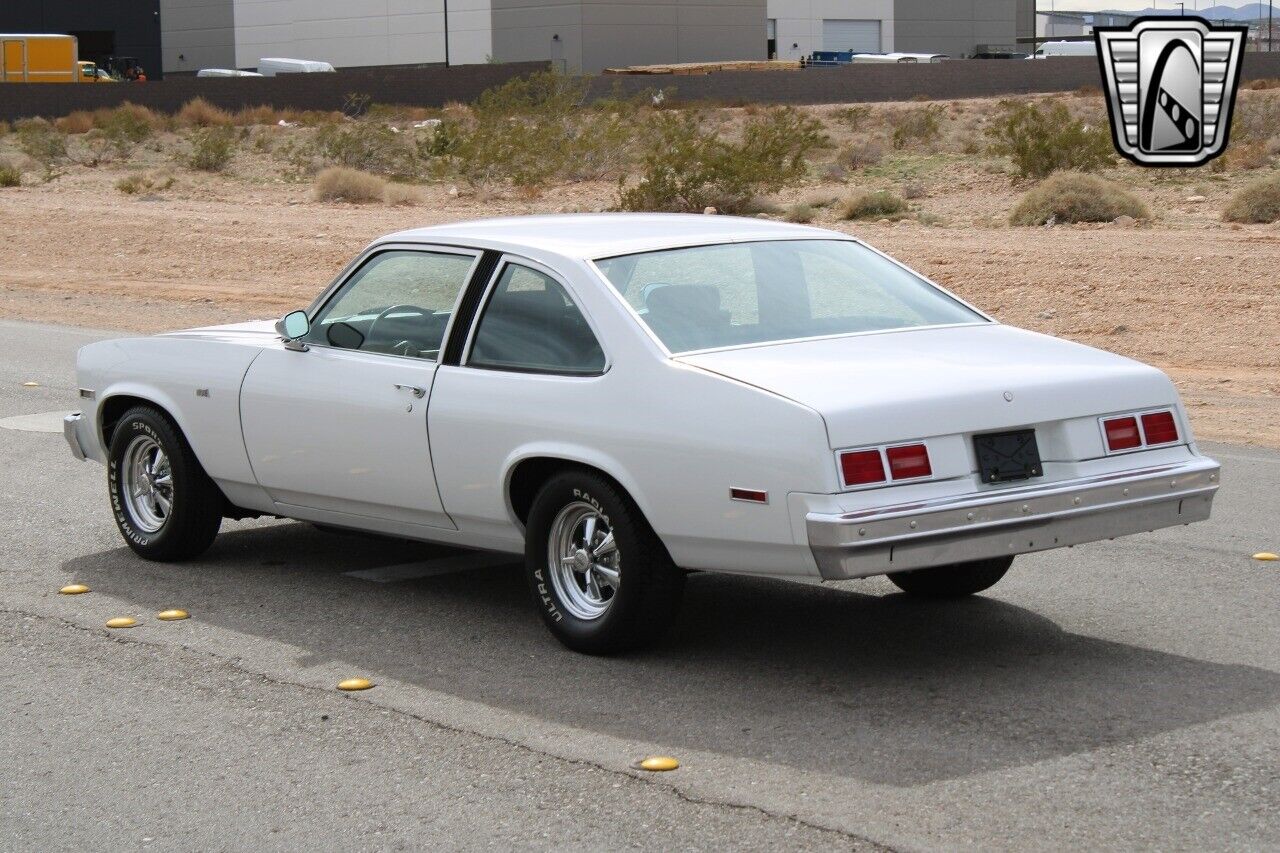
[1095, 17, 1247, 167]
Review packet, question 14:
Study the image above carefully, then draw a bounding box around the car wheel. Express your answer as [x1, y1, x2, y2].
[107, 405, 222, 561]
[524, 470, 684, 655]
[887, 555, 1013, 599]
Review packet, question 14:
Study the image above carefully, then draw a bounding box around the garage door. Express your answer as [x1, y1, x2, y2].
[822, 19, 881, 53]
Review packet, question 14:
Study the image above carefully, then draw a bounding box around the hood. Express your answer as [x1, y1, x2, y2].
[159, 319, 280, 346]
[677, 324, 1179, 450]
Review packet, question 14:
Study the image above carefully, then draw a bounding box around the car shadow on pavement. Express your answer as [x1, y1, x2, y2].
[64, 521, 1280, 787]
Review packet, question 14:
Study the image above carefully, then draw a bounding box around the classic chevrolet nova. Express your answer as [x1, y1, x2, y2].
[65, 214, 1220, 653]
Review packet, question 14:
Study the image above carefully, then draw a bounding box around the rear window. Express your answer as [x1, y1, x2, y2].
[594, 239, 983, 354]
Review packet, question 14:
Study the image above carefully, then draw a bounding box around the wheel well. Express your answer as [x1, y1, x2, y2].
[507, 457, 629, 526]
[99, 394, 168, 447]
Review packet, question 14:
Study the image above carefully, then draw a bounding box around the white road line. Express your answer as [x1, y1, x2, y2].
[0, 411, 73, 434]
[344, 552, 519, 583]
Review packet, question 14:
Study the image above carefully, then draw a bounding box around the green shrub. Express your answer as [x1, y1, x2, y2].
[313, 121, 414, 177]
[889, 104, 944, 150]
[314, 166, 386, 202]
[838, 190, 908, 220]
[987, 100, 1114, 179]
[1222, 174, 1280, 223]
[617, 107, 826, 214]
[784, 202, 815, 223]
[187, 126, 237, 172]
[1009, 172, 1148, 225]
[0, 163, 20, 187]
[94, 103, 158, 154]
[14, 118, 68, 181]
[115, 172, 175, 194]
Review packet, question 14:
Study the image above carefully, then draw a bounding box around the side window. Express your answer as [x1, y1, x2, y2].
[468, 264, 606, 375]
[308, 250, 474, 361]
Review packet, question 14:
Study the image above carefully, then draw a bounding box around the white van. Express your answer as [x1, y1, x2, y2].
[256, 58, 336, 77]
[196, 68, 264, 78]
[1029, 41, 1098, 58]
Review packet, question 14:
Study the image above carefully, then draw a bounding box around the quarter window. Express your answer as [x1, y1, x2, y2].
[308, 250, 475, 361]
[468, 264, 605, 374]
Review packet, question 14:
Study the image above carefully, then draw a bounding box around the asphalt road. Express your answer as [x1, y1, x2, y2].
[2, 319, 1277, 851]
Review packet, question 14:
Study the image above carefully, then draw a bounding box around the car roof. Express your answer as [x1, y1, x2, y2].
[380, 213, 838, 261]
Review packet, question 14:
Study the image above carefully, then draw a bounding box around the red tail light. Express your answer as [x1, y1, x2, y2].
[1103, 416, 1142, 451]
[1141, 411, 1179, 445]
[886, 444, 932, 480]
[840, 449, 885, 486]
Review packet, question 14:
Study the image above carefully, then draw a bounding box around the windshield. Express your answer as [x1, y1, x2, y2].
[594, 239, 984, 354]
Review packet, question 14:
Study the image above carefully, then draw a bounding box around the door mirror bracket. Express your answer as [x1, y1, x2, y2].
[276, 310, 311, 352]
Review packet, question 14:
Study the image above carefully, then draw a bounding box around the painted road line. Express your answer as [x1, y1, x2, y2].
[344, 552, 519, 583]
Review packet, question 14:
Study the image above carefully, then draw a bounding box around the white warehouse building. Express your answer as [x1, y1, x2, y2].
[767, 0, 1035, 59]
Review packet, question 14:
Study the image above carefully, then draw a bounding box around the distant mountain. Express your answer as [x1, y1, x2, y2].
[1100, 4, 1274, 21]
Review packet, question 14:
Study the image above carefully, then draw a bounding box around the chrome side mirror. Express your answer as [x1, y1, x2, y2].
[276, 310, 310, 352]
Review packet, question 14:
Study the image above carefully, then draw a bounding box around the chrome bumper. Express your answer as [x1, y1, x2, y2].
[64, 412, 86, 461]
[807, 457, 1220, 580]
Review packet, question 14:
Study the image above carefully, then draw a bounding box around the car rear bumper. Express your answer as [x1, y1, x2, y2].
[64, 412, 87, 461]
[806, 456, 1219, 580]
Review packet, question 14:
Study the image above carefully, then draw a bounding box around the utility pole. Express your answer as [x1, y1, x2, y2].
[443, 0, 450, 66]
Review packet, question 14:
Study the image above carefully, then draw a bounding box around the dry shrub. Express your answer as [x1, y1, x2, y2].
[838, 190, 908, 221]
[116, 171, 175, 195]
[14, 118, 68, 180]
[93, 102, 164, 134]
[177, 97, 232, 127]
[1248, 78, 1280, 90]
[1010, 172, 1148, 225]
[840, 137, 884, 171]
[901, 181, 926, 200]
[1222, 174, 1280, 223]
[56, 110, 95, 134]
[314, 166, 386, 203]
[382, 182, 422, 206]
[1231, 92, 1280, 143]
[0, 162, 19, 187]
[0, 120, 9, 136]
[783, 202, 815, 223]
[1075, 84, 1102, 97]
[889, 104, 944, 150]
[1225, 139, 1272, 170]
[186, 126, 237, 171]
[233, 105, 282, 126]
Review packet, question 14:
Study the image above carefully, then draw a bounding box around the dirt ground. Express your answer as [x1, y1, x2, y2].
[1, 94, 1277, 447]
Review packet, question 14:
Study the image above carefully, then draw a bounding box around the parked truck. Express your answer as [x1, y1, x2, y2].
[1, 34, 89, 82]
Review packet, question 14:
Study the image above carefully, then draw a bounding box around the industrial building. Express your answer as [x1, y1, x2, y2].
[767, 0, 1036, 59]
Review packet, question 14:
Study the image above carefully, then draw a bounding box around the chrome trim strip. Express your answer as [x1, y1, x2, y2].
[63, 412, 86, 461]
[807, 457, 1220, 580]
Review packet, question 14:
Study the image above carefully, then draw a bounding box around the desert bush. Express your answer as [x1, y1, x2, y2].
[115, 172, 175, 194]
[0, 163, 20, 187]
[56, 110, 96, 134]
[314, 166, 386, 202]
[838, 189, 908, 221]
[186, 126, 237, 171]
[313, 121, 415, 177]
[382, 182, 422, 206]
[233, 105, 283, 126]
[987, 100, 1114, 179]
[901, 181, 927, 200]
[86, 103, 159, 162]
[784, 202, 815, 223]
[0, 120, 9, 136]
[1225, 139, 1272, 170]
[177, 97, 232, 127]
[1231, 92, 1280, 143]
[889, 104, 944, 150]
[14, 118, 68, 181]
[1222, 174, 1280, 223]
[839, 137, 884, 172]
[618, 107, 826, 214]
[829, 105, 873, 131]
[1009, 172, 1148, 225]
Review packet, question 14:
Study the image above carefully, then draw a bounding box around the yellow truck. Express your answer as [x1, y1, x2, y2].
[1, 34, 105, 83]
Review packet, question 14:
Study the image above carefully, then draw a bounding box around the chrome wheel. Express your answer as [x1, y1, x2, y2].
[547, 501, 621, 620]
[122, 435, 173, 534]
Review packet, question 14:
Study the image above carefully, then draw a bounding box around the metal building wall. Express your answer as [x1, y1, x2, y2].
[0, 0, 163, 78]
[893, 0, 1020, 58]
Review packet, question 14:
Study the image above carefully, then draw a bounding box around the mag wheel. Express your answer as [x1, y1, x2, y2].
[525, 471, 683, 655]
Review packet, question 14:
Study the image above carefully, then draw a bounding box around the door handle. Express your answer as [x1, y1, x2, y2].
[394, 384, 426, 398]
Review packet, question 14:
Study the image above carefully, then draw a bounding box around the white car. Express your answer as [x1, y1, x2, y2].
[65, 215, 1220, 653]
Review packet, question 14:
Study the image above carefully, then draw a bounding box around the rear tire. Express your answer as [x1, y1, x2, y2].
[887, 555, 1013, 599]
[524, 470, 684, 655]
[107, 405, 222, 561]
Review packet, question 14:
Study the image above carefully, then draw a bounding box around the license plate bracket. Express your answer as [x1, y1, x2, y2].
[974, 429, 1043, 483]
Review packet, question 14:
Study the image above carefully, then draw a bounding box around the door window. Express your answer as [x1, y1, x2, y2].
[468, 264, 605, 374]
[308, 249, 475, 361]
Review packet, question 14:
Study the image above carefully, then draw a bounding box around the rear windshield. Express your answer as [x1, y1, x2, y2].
[594, 239, 984, 354]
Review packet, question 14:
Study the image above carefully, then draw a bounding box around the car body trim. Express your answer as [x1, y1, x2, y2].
[63, 412, 86, 461]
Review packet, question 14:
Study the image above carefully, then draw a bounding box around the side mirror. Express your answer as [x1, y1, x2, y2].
[276, 310, 310, 351]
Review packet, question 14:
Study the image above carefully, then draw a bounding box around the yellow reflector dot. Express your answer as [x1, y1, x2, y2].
[337, 678, 374, 691]
[1254, 552, 1279, 561]
[636, 756, 680, 772]
[59, 584, 90, 595]
[156, 609, 190, 621]
[105, 617, 138, 629]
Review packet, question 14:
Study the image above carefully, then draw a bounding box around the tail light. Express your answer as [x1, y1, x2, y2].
[1141, 411, 1179, 445]
[886, 444, 932, 480]
[840, 449, 886, 486]
[1103, 416, 1142, 451]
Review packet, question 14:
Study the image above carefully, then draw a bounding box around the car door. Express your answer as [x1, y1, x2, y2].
[240, 245, 480, 530]
[428, 257, 609, 540]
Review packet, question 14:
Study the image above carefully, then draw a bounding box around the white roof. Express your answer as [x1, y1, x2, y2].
[382, 214, 835, 260]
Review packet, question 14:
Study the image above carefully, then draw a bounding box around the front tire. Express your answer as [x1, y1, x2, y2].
[887, 555, 1013, 599]
[107, 405, 222, 561]
[524, 471, 684, 655]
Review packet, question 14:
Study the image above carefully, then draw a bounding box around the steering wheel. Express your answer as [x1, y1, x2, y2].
[366, 304, 431, 356]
